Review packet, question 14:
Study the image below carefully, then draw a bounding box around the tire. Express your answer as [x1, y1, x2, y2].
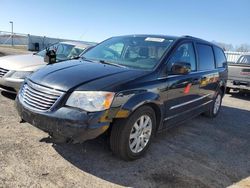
[204, 89, 223, 118]
[226, 87, 231, 94]
[110, 105, 156, 161]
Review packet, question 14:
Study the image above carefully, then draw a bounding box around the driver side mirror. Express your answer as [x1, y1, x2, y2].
[44, 49, 57, 64]
[170, 62, 191, 75]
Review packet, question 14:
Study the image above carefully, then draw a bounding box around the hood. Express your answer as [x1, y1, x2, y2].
[0, 54, 45, 71]
[28, 60, 144, 91]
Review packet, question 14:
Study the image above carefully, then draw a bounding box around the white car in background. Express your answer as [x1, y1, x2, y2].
[0, 41, 93, 94]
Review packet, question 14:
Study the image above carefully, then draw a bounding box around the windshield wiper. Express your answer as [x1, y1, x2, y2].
[80, 57, 127, 68]
[71, 56, 81, 60]
[98, 60, 127, 68]
[80, 56, 96, 63]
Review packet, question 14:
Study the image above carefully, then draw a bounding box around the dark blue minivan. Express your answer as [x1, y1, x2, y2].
[16, 35, 227, 160]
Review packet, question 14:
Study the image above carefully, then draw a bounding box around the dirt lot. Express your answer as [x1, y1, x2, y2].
[0, 46, 30, 56]
[0, 49, 250, 188]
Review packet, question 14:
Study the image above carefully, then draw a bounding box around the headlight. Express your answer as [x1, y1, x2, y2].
[66, 91, 115, 112]
[9, 71, 33, 79]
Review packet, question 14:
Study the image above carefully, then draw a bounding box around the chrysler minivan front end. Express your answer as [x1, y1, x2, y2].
[16, 79, 113, 143]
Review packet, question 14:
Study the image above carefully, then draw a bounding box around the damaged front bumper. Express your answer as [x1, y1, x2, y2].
[16, 96, 110, 143]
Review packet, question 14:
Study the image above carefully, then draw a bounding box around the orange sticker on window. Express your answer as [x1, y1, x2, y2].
[184, 83, 192, 94]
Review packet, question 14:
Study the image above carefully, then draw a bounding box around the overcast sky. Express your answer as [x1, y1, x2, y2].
[0, 0, 249, 45]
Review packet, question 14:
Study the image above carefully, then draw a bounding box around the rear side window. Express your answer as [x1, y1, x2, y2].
[214, 46, 226, 67]
[197, 44, 215, 70]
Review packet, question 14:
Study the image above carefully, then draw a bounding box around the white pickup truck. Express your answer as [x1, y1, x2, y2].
[227, 55, 250, 93]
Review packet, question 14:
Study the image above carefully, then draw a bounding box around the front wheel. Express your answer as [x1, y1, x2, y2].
[110, 106, 156, 161]
[204, 90, 223, 118]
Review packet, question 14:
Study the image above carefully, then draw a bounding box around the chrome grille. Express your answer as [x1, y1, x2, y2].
[0, 67, 9, 77]
[19, 81, 64, 112]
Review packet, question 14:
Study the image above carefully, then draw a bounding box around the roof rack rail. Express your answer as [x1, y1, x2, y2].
[181, 35, 207, 41]
[182, 35, 193, 38]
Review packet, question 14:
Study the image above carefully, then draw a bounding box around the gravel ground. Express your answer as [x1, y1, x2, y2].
[0, 46, 30, 56]
[0, 49, 250, 188]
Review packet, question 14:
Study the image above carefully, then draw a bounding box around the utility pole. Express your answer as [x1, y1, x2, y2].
[9, 21, 13, 46]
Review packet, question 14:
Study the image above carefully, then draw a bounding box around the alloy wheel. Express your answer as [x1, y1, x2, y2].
[129, 115, 152, 153]
[213, 94, 221, 114]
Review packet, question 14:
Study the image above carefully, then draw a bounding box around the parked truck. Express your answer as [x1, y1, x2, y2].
[227, 55, 250, 93]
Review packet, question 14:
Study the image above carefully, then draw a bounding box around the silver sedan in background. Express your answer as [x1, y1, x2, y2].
[0, 41, 93, 94]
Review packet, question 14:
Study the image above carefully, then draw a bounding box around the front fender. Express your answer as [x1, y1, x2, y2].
[110, 91, 162, 119]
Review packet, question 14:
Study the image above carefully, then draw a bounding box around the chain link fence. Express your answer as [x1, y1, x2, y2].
[0, 31, 28, 46]
[1, 31, 248, 58]
[0, 31, 95, 51]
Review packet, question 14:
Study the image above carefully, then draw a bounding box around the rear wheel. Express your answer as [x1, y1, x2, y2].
[110, 106, 156, 161]
[204, 90, 222, 118]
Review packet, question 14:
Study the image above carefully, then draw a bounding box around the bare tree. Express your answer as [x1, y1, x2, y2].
[212, 41, 234, 51]
[212, 41, 250, 52]
[235, 43, 250, 52]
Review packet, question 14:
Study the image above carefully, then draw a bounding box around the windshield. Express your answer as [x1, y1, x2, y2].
[83, 36, 175, 70]
[36, 43, 86, 62]
[236, 55, 250, 64]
